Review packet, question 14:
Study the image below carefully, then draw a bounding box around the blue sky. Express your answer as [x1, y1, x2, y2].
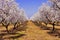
[16, 0, 48, 18]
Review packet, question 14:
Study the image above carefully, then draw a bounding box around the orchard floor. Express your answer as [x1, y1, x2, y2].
[0, 21, 60, 40]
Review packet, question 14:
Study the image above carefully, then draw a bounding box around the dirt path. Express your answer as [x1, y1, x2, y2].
[18, 21, 60, 40]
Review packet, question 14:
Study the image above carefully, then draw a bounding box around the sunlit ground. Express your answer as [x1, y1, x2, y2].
[0, 21, 60, 40]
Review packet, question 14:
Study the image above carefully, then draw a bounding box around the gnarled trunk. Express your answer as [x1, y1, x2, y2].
[13, 22, 17, 29]
[52, 23, 55, 31]
[52, 22, 55, 31]
[2, 23, 9, 33]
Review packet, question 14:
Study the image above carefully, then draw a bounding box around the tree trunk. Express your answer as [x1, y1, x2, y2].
[46, 23, 47, 26]
[13, 22, 17, 29]
[52, 23, 55, 31]
[6, 26, 9, 33]
[13, 24, 16, 29]
[2, 23, 9, 33]
[45, 23, 47, 26]
[6, 23, 10, 33]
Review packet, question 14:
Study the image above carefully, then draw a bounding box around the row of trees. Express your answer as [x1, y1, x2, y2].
[30, 0, 60, 31]
[0, 0, 28, 33]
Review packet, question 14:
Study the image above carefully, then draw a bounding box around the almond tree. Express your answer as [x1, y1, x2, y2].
[0, 0, 28, 33]
[30, 12, 41, 24]
[31, 3, 59, 31]
[39, 3, 59, 31]
[38, 3, 52, 26]
[0, 0, 15, 32]
[11, 9, 28, 29]
[39, 3, 60, 31]
[48, 0, 60, 31]
[18, 9, 28, 25]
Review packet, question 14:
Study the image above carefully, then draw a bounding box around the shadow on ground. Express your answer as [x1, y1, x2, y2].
[0, 24, 27, 40]
[33, 22, 60, 38]
[47, 30, 60, 38]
